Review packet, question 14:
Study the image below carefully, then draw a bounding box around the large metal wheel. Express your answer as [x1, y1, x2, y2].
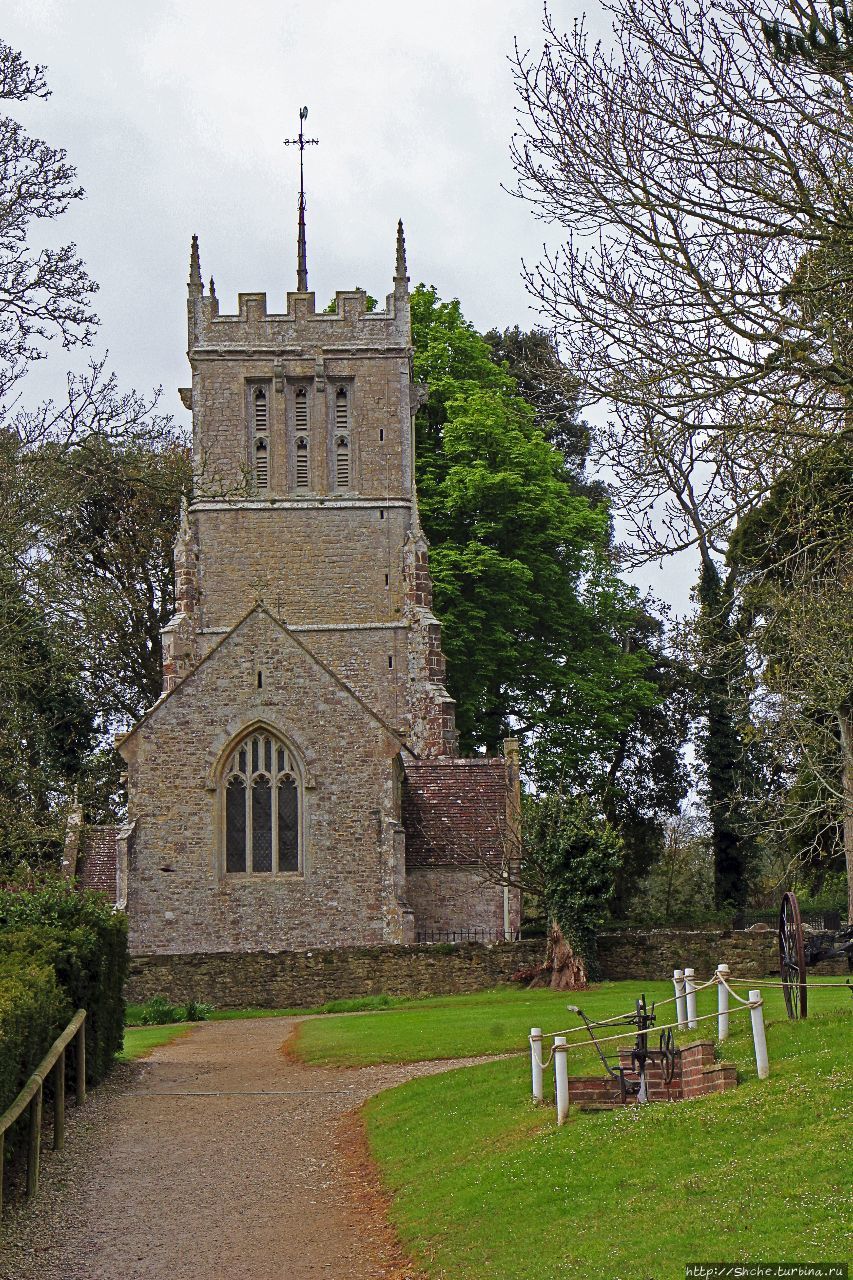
[779, 890, 808, 1020]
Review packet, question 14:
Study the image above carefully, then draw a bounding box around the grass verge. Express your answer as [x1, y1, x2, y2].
[118, 1024, 194, 1060]
[354, 986, 851, 1279]
[124, 993, 409, 1027]
[287, 979, 851, 1275]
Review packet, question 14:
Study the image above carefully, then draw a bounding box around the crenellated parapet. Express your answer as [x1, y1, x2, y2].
[186, 232, 411, 358]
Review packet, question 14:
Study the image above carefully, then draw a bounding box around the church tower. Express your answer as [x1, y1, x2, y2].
[117, 188, 519, 959]
[163, 221, 456, 759]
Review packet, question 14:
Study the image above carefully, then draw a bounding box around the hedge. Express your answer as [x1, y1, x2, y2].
[0, 879, 129, 1088]
[0, 957, 71, 1122]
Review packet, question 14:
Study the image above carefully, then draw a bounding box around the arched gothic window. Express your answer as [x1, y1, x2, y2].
[223, 731, 300, 874]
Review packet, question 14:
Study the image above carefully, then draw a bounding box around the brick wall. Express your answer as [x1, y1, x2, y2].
[125, 940, 544, 1007]
[562, 1040, 738, 1108]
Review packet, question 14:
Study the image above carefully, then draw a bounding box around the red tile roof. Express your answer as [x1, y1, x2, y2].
[403, 758, 508, 867]
[78, 826, 119, 902]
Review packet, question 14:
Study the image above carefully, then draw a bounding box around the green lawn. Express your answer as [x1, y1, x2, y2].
[291, 980, 852, 1279]
[291, 978, 849, 1068]
[117, 1023, 195, 1060]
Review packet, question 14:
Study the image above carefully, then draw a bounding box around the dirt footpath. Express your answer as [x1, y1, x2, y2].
[0, 1017, 483, 1280]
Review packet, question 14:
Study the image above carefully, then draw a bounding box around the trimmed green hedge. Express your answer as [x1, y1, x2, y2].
[0, 879, 129, 1089]
[0, 962, 71, 1162]
[0, 957, 70, 1124]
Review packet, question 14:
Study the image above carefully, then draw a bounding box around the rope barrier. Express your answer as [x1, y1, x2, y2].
[530, 959, 850, 1112]
[537, 998, 757, 1056]
[726, 975, 853, 990]
[715, 973, 756, 1006]
[528, 1038, 557, 1071]
[537, 971, 723, 1042]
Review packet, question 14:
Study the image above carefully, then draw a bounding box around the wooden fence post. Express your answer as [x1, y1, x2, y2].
[76, 1022, 86, 1106]
[54, 1047, 66, 1150]
[26, 1085, 42, 1200]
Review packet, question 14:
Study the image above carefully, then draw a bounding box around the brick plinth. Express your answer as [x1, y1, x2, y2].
[563, 1039, 739, 1109]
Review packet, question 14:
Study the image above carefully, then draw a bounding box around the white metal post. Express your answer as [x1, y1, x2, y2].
[530, 1028, 544, 1103]
[716, 965, 730, 1041]
[673, 969, 687, 1029]
[554, 1036, 569, 1125]
[684, 967, 698, 1029]
[749, 990, 769, 1080]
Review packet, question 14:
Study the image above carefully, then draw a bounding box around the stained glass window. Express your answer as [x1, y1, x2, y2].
[223, 732, 301, 874]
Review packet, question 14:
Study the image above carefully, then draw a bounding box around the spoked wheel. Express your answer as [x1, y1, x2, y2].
[778, 891, 808, 1020]
[659, 1027, 677, 1084]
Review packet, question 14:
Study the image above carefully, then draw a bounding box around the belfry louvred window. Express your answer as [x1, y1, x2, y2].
[254, 439, 269, 489]
[223, 731, 300, 874]
[334, 387, 350, 489]
[335, 435, 350, 488]
[252, 385, 269, 491]
[294, 387, 308, 430]
[295, 437, 309, 489]
[294, 388, 309, 490]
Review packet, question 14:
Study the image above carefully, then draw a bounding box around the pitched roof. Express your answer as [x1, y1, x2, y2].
[78, 826, 119, 903]
[403, 758, 508, 868]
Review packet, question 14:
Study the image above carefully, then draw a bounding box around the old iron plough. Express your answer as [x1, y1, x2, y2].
[567, 995, 677, 1103]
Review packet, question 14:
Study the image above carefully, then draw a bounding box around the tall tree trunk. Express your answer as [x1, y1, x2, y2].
[546, 920, 587, 990]
[839, 704, 853, 921]
[697, 560, 752, 911]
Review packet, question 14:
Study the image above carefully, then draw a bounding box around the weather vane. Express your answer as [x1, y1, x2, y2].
[284, 106, 319, 293]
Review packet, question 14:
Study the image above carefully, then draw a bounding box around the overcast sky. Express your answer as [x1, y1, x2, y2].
[3, 0, 694, 611]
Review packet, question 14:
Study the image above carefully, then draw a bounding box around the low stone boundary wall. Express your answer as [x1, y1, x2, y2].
[597, 927, 777, 981]
[597, 925, 848, 980]
[126, 926, 847, 1007]
[126, 940, 544, 1008]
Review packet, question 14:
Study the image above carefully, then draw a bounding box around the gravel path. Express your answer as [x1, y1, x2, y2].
[0, 1017, 492, 1280]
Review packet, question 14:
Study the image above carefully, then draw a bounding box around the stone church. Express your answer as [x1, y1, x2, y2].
[105, 220, 521, 956]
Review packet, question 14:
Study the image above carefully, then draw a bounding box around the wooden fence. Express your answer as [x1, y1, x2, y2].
[0, 1009, 87, 1215]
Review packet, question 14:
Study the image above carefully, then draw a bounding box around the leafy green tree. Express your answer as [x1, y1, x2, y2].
[40, 431, 190, 726]
[412, 284, 667, 760]
[522, 792, 623, 985]
[483, 325, 590, 468]
[411, 286, 690, 914]
[0, 562, 93, 867]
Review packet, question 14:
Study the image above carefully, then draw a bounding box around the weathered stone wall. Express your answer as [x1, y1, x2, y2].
[191, 504, 412, 633]
[125, 925, 847, 1007]
[405, 866, 520, 937]
[188, 283, 412, 500]
[597, 927, 848, 979]
[126, 940, 543, 1007]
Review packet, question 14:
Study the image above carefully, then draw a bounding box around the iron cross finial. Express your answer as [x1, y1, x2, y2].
[284, 107, 319, 293]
